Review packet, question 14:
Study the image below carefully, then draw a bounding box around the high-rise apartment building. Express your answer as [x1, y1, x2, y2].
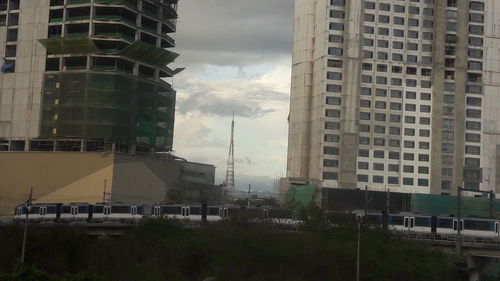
[287, 0, 500, 195]
[0, 0, 178, 153]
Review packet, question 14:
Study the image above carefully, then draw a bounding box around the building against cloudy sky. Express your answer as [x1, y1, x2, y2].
[287, 0, 500, 195]
[0, 0, 178, 152]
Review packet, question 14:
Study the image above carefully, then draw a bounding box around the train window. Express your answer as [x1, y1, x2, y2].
[130, 206, 137, 215]
[190, 207, 201, 215]
[390, 216, 404, 225]
[464, 219, 492, 231]
[104, 206, 111, 215]
[71, 206, 78, 215]
[162, 206, 182, 215]
[94, 206, 104, 213]
[78, 206, 88, 213]
[137, 206, 143, 214]
[111, 206, 129, 213]
[415, 217, 430, 227]
[62, 206, 71, 213]
[208, 207, 219, 216]
[404, 217, 409, 228]
[438, 218, 453, 228]
[40, 207, 47, 216]
[47, 206, 57, 214]
[154, 206, 160, 216]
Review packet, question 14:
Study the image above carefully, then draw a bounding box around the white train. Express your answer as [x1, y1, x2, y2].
[387, 214, 500, 237]
[16, 203, 499, 239]
[13, 203, 302, 225]
[14, 203, 145, 223]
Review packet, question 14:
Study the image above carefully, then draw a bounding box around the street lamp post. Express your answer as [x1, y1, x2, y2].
[356, 213, 363, 281]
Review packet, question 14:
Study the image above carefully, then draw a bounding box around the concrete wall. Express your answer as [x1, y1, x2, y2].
[0, 152, 199, 219]
[0, 0, 49, 140]
[0, 152, 114, 217]
[111, 153, 182, 205]
[287, 0, 316, 180]
[177, 160, 216, 185]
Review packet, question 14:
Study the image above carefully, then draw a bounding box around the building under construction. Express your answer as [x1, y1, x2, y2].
[0, 0, 180, 153]
[0, 0, 221, 219]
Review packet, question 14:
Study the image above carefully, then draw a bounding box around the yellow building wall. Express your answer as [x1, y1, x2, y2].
[0, 152, 114, 218]
[0, 152, 184, 220]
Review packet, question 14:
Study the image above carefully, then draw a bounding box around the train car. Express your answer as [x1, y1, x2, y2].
[388, 214, 432, 233]
[207, 206, 226, 222]
[435, 217, 455, 235]
[227, 207, 262, 221]
[14, 203, 61, 223]
[92, 204, 144, 223]
[14, 205, 28, 222]
[462, 218, 496, 237]
[152, 204, 227, 222]
[60, 203, 93, 223]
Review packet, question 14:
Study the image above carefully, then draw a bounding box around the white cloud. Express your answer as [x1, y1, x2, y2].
[173, 63, 290, 191]
[171, 0, 293, 192]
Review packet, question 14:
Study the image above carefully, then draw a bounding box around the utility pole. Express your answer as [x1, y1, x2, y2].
[102, 179, 107, 203]
[356, 214, 362, 281]
[247, 184, 251, 208]
[490, 190, 495, 219]
[456, 186, 462, 257]
[221, 184, 225, 208]
[21, 187, 33, 263]
[364, 185, 368, 216]
[386, 188, 390, 215]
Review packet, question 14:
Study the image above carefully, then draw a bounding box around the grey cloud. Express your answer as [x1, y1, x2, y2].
[175, 76, 289, 118]
[174, 0, 294, 66]
[177, 92, 275, 118]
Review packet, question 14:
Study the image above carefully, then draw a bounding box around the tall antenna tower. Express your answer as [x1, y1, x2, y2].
[225, 112, 235, 201]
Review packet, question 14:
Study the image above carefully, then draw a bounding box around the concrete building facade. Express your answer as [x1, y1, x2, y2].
[287, 0, 500, 196]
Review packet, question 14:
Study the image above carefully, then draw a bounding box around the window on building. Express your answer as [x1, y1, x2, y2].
[466, 133, 481, 143]
[323, 172, 338, 180]
[358, 162, 369, 170]
[373, 163, 384, 171]
[324, 159, 339, 167]
[373, 175, 384, 183]
[403, 178, 414, 185]
[358, 174, 369, 182]
[325, 134, 340, 142]
[326, 97, 341, 105]
[403, 166, 414, 173]
[388, 164, 399, 172]
[328, 47, 343, 56]
[328, 59, 343, 68]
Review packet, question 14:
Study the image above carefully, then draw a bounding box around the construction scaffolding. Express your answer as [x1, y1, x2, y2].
[34, 0, 180, 152]
[41, 72, 175, 150]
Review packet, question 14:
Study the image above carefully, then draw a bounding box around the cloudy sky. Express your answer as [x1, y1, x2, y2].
[169, 0, 294, 193]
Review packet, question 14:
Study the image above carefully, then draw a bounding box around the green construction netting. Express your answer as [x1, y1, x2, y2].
[286, 185, 317, 207]
[118, 41, 179, 66]
[411, 194, 500, 218]
[39, 37, 100, 54]
[41, 72, 175, 149]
